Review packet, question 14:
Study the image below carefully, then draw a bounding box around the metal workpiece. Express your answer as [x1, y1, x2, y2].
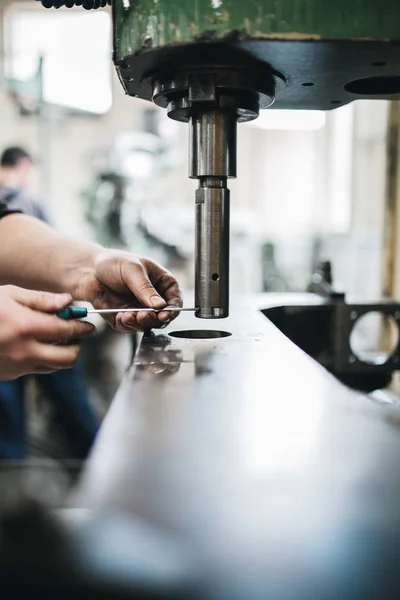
[195, 183, 230, 319]
[75, 301, 400, 598]
[190, 111, 237, 179]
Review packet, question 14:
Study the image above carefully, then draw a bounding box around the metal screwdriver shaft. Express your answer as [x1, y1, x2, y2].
[88, 307, 196, 315]
[57, 306, 197, 320]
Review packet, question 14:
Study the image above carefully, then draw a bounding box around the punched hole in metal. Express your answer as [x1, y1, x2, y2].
[169, 330, 232, 339]
[212, 273, 220, 281]
[345, 75, 400, 95]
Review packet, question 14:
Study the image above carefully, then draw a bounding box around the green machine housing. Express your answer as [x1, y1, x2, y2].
[113, 0, 400, 111]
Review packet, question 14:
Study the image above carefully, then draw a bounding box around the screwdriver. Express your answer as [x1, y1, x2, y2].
[56, 306, 197, 320]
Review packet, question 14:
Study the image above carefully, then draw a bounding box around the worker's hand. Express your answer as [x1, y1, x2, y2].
[0, 285, 95, 381]
[79, 251, 183, 333]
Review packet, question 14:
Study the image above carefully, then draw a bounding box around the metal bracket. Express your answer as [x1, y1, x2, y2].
[333, 301, 400, 374]
[264, 261, 400, 391]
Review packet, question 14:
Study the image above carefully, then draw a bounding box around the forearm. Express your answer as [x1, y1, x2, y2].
[0, 213, 102, 299]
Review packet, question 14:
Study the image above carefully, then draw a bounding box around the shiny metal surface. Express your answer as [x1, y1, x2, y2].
[75, 298, 400, 599]
[88, 307, 197, 315]
[195, 184, 230, 319]
[190, 112, 236, 179]
[190, 111, 236, 319]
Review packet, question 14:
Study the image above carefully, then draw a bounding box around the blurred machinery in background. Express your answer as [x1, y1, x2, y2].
[83, 129, 264, 296]
[82, 129, 200, 290]
[83, 131, 177, 248]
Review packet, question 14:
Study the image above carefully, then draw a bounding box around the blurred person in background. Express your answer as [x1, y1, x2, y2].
[0, 147, 49, 221]
[0, 146, 99, 460]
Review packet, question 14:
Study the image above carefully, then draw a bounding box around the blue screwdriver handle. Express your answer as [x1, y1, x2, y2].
[56, 306, 89, 320]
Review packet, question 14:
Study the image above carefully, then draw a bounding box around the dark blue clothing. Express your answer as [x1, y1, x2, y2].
[0, 378, 25, 459]
[0, 360, 99, 460]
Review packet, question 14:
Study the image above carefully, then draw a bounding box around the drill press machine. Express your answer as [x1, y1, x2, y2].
[3, 4, 400, 598]
[41, 0, 400, 319]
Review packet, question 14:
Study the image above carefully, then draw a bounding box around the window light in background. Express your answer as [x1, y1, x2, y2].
[326, 103, 354, 235]
[5, 8, 112, 115]
[251, 109, 326, 131]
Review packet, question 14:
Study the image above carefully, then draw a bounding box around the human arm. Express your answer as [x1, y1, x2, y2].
[0, 213, 182, 332]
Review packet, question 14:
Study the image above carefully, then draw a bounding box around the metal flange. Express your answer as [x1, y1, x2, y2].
[151, 67, 276, 123]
